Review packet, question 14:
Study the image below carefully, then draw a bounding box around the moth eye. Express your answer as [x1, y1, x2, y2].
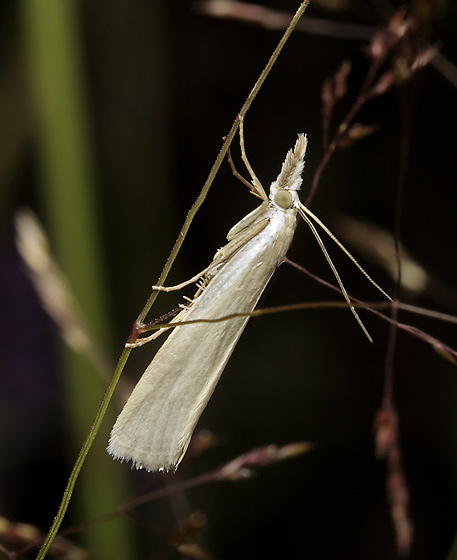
[274, 189, 293, 209]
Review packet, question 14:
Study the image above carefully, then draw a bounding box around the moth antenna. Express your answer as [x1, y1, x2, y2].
[299, 203, 392, 302]
[297, 205, 373, 342]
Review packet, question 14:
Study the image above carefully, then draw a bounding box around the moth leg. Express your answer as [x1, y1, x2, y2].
[237, 116, 269, 202]
[126, 307, 189, 348]
[152, 262, 221, 293]
[126, 327, 166, 348]
[153, 217, 270, 293]
[227, 146, 260, 195]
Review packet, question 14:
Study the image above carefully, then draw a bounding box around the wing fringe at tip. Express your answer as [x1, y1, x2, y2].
[107, 439, 179, 473]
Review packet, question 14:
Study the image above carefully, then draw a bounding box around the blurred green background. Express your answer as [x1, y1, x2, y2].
[1, 0, 457, 559]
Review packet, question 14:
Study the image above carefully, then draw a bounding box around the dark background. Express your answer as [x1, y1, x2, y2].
[0, 1, 457, 559]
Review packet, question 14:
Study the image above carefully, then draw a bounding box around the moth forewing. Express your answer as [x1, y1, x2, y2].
[108, 134, 308, 472]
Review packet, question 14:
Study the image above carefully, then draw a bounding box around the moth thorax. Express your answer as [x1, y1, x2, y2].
[274, 189, 293, 209]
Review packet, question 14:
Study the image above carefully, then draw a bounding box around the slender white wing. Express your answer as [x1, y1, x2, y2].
[108, 205, 297, 471]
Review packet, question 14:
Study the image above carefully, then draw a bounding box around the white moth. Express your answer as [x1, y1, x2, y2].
[108, 128, 387, 472]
